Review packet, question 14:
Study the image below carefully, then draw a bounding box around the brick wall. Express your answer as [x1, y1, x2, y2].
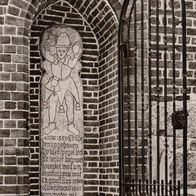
[0, 0, 120, 195]
[149, 0, 196, 100]
[0, 0, 31, 195]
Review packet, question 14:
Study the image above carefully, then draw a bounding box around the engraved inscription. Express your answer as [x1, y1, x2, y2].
[40, 25, 83, 196]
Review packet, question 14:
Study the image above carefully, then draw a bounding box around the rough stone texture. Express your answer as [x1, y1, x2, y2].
[148, 1, 196, 195]
[40, 25, 84, 195]
[151, 101, 196, 191]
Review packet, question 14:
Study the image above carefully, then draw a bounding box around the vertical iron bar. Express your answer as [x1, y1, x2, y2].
[153, 180, 156, 195]
[161, 180, 164, 195]
[156, 0, 160, 195]
[134, 2, 138, 193]
[132, 179, 135, 195]
[163, 0, 168, 195]
[177, 180, 181, 196]
[118, 1, 130, 195]
[139, 179, 142, 194]
[127, 22, 132, 183]
[141, 0, 145, 189]
[146, 179, 149, 194]
[169, 180, 173, 196]
[148, 0, 153, 195]
[127, 0, 138, 186]
[171, 1, 176, 195]
[181, 0, 187, 195]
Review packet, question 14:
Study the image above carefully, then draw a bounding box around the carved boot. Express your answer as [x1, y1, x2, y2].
[43, 101, 48, 109]
[58, 105, 65, 113]
[43, 122, 56, 135]
[68, 123, 79, 135]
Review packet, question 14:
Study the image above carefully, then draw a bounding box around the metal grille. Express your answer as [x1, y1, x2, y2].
[118, 0, 188, 195]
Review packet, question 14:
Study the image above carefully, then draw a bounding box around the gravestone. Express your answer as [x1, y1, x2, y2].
[40, 25, 83, 196]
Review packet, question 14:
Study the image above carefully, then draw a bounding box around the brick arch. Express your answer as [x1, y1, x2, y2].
[3, 0, 120, 195]
[29, 1, 100, 194]
[6, 0, 119, 42]
[36, 0, 119, 46]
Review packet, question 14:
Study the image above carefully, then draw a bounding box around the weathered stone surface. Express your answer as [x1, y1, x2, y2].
[151, 100, 196, 138]
[41, 25, 83, 195]
[151, 100, 196, 189]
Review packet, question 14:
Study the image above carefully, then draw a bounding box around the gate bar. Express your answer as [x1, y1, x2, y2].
[148, 0, 153, 195]
[163, 0, 168, 194]
[141, 0, 145, 189]
[156, 0, 160, 195]
[118, 1, 129, 195]
[171, 1, 177, 195]
[134, 1, 138, 191]
[181, 0, 187, 195]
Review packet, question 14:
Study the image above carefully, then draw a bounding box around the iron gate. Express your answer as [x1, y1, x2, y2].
[118, 0, 188, 195]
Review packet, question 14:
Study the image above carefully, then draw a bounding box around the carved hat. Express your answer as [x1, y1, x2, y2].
[56, 32, 72, 48]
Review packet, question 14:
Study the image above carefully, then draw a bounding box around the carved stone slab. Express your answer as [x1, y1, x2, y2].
[40, 25, 83, 196]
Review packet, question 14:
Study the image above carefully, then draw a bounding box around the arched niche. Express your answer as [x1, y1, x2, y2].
[5, 0, 119, 195]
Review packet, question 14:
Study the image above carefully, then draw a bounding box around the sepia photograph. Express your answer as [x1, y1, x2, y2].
[0, 0, 194, 195]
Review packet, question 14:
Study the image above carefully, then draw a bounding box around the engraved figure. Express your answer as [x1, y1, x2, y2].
[41, 27, 83, 136]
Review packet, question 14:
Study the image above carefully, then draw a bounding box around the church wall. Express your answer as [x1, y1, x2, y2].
[0, 0, 120, 195]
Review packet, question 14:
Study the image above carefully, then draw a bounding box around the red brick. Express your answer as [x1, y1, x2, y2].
[11, 111, 28, 119]
[0, 73, 10, 80]
[12, 92, 28, 101]
[7, 6, 20, 16]
[0, 36, 10, 44]
[5, 102, 16, 109]
[18, 27, 29, 36]
[0, 121, 3, 128]
[0, 7, 3, 15]
[18, 176, 29, 184]
[16, 185, 29, 194]
[12, 73, 28, 81]
[4, 147, 16, 155]
[5, 83, 16, 91]
[4, 46, 16, 53]
[5, 157, 17, 165]
[0, 54, 11, 62]
[18, 139, 29, 146]
[18, 120, 26, 128]
[12, 55, 28, 63]
[0, 176, 3, 184]
[5, 15, 25, 26]
[10, 0, 30, 10]
[0, 45, 3, 53]
[18, 102, 29, 110]
[5, 139, 16, 146]
[11, 129, 28, 138]
[0, 92, 10, 100]
[18, 157, 29, 165]
[0, 129, 10, 137]
[12, 37, 28, 46]
[5, 120, 16, 128]
[0, 0, 8, 5]
[16, 148, 29, 156]
[5, 176, 16, 184]
[0, 186, 17, 194]
[17, 64, 28, 72]
[0, 16, 4, 24]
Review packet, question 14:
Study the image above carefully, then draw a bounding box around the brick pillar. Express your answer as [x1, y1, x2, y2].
[0, 0, 32, 195]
